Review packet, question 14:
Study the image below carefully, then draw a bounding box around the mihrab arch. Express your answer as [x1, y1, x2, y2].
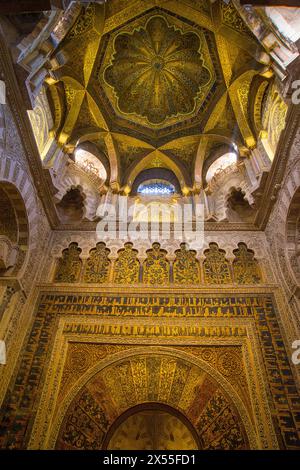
[103, 403, 201, 450]
[51, 349, 255, 450]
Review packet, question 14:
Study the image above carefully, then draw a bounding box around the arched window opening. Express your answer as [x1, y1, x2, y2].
[104, 404, 200, 450]
[206, 152, 237, 184]
[137, 179, 176, 196]
[131, 168, 181, 196]
[56, 187, 85, 223]
[226, 188, 255, 223]
[74, 148, 107, 184]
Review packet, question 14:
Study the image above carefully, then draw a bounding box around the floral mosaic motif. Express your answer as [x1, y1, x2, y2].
[54, 242, 82, 283]
[143, 242, 170, 285]
[203, 242, 232, 284]
[2, 295, 300, 449]
[220, 2, 249, 34]
[196, 391, 246, 450]
[83, 242, 111, 283]
[114, 242, 140, 284]
[217, 351, 243, 377]
[232, 242, 262, 284]
[67, 3, 95, 39]
[60, 390, 108, 450]
[104, 15, 211, 124]
[57, 353, 248, 450]
[52, 241, 264, 285]
[173, 243, 200, 284]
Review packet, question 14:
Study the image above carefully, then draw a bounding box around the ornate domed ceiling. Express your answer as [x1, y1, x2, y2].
[102, 15, 213, 126]
[38, 0, 273, 189]
[65, 2, 225, 144]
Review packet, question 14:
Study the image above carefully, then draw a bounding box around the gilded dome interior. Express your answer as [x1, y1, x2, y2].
[13, 0, 295, 216]
[104, 15, 211, 125]
[40, 0, 270, 181]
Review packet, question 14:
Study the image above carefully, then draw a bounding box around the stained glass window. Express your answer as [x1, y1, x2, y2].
[137, 179, 175, 195]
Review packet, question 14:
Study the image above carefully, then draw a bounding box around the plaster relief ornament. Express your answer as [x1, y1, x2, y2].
[114, 242, 140, 284]
[143, 242, 170, 284]
[83, 242, 111, 283]
[173, 243, 200, 284]
[54, 242, 82, 283]
[203, 242, 232, 284]
[104, 16, 211, 125]
[232, 242, 261, 284]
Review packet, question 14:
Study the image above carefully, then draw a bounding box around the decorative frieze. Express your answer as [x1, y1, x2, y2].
[53, 241, 264, 285]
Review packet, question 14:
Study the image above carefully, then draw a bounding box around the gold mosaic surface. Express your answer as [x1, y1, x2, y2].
[1, 291, 299, 450]
[103, 15, 212, 126]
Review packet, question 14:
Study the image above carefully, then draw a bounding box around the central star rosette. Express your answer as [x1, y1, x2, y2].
[104, 16, 211, 124]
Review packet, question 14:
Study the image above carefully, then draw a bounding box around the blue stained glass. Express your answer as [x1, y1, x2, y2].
[138, 181, 175, 195]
